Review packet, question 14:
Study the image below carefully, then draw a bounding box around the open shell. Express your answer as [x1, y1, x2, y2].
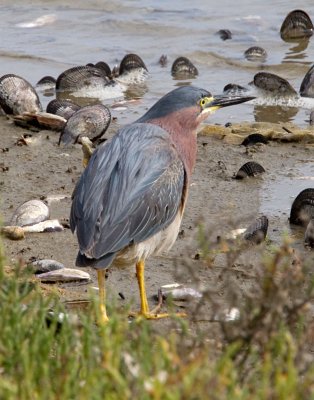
[171, 56, 198, 78]
[235, 161, 265, 179]
[290, 188, 314, 226]
[280, 10, 314, 41]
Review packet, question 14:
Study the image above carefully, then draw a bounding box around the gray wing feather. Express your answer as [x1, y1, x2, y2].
[70, 123, 185, 259]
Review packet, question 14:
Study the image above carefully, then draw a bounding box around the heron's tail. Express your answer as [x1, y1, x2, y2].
[76, 252, 115, 269]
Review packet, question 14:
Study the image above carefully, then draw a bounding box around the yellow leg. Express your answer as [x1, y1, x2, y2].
[131, 260, 186, 320]
[97, 270, 109, 323]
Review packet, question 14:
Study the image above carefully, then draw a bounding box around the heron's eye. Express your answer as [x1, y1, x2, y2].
[200, 98, 206, 107]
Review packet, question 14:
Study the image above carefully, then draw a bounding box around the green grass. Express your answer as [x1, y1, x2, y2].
[1, 238, 314, 399]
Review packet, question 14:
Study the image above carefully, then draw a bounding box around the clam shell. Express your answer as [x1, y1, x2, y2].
[95, 61, 112, 77]
[253, 72, 297, 96]
[241, 133, 268, 146]
[305, 218, 314, 248]
[56, 65, 111, 91]
[58, 104, 111, 145]
[171, 56, 198, 78]
[0, 74, 42, 115]
[299, 64, 314, 98]
[235, 161, 265, 179]
[243, 215, 268, 244]
[36, 76, 56, 86]
[280, 9, 314, 41]
[244, 46, 267, 62]
[30, 259, 65, 274]
[119, 53, 148, 75]
[10, 199, 49, 227]
[216, 29, 232, 41]
[46, 99, 80, 120]
[36, 268, 90, 283]
[290, 188, 314, 226]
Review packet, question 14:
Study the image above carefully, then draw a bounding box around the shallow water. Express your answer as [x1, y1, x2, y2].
[1, 1, 314, 126]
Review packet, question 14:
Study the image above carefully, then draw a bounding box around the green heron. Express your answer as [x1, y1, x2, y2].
[70, 85, 254, 322]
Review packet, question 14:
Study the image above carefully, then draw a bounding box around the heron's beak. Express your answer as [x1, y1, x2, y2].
[204, 94, 255, 113]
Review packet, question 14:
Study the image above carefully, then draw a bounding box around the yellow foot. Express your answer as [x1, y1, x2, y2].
[129, 311, 187, 320]
[98, 304, 109, 324]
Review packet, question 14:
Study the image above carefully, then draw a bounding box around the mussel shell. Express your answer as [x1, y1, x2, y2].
[36, 76, 56, 86]
[244, 215, 268, 244]
[10, 199, 49, 227]
[244, 46, 267, 62]
[56, 65, 111, 91]
[0, 74, 42, 115]
[305, 218, 314, 248]
[119, 53, 148, 75]
[235, 161, 265, 179]
[58, 104, 111, 145]
[299, 64, 314, 98]
[216, 29, 232, 41]
[95, 61, 112, 77]
[223, 83, 248, 95]
[241, 133, 268, 146]
[280, 9, 314, 41]
[171, 56, 198, 78]
[46, 99, 81, 120]
[290, 188, 314, 226]
[253, 72, 297, 96]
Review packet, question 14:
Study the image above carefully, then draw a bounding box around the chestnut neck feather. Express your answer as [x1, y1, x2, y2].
[147, 106, 199, 178]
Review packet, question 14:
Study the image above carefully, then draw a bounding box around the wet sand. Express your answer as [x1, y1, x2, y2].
[1, 115, 314, 320]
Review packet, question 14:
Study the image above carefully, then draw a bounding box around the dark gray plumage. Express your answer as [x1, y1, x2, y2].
[70, 122, 185, 269]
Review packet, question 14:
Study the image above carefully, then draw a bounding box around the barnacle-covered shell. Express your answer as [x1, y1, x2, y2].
[244, 46, 267, 62]
[46, 99, 80, 120]
[10, 199, 49, 227]
[58, 104, 111, 145]
[56, 65, 111, 91]
[241, 133, 268, 146]
[171, 56, 198, 78]
[290, 188, 314, 226]
[244, 215, 268, 244]
[235, 161, 265, 179]
[0, 74, 42, 115]
[299, 64, 314, 98]
[280, 10, 314, 41]
[253, 72, 297, 96]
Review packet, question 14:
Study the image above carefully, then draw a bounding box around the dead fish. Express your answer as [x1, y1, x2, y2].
[216, 29, 232, 41]
[234, 161, 265, 179]
[241, 133, 268, 146]
[116, 53, 149, 84]
[157, 283, 202, 301]
[253, 72, 297, 97]
[280, 9, 314, 41]
[300, 64, 314, 98]
[0, 74, 42, 115]
[10, 199, 49, 227]
[56, 65, 113, 92]
[46, 99, 81, 120]
[30, 259, 65, 274]
[243, 215, 269, 244]
[290, 188, 314, 226]
[305, 218, 314, 248]
[36, 268, 90, 283]
[58, 104, 111, 146]
[244, 46, 267, 62]
[22, 219, 63, 233]
[13, 111, 66, 131]
[171, 56, 198, 79]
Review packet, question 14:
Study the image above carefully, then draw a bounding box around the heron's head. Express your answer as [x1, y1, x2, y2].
[137, 85, 254, 130]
